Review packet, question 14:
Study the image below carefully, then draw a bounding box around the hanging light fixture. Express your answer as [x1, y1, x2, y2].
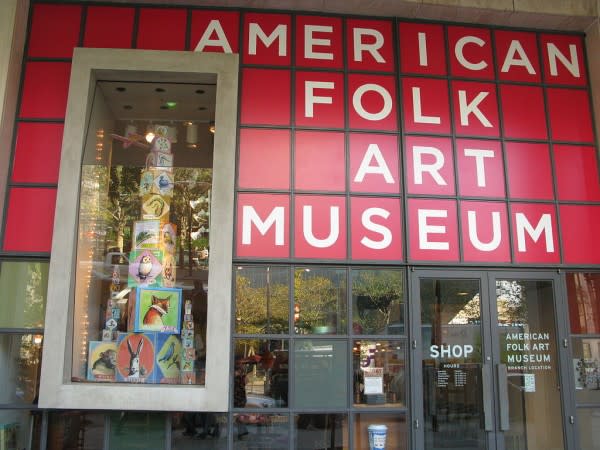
[209, 121, 215, 134]
[185, 122, 198, 148]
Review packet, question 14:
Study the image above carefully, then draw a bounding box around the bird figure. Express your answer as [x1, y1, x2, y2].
[159, 341, 176, 363]
[137, 254, 153, 281]
[167, 353, 180, 370]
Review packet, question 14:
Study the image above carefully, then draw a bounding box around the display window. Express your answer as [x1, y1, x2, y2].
[0, 261, 48, 329]
[40, 49, 238, 411]
[69, 77, 215, 386]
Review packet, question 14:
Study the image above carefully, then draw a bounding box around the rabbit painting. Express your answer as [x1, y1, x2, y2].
[125, 336, 146, 379]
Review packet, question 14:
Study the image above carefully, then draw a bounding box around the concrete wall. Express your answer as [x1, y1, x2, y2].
[0, 0, 28, 221]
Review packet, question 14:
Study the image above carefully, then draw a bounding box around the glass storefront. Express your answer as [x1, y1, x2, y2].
[71, 79, 215, 386]
[567, 273, 600, 450]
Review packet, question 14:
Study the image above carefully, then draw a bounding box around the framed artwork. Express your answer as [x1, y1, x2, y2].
[162, 254, 176, 287]
[155, 334, 182, 384]
[116, 332, 156, 383]
[141, 193, 170, 221]
[134, 287, 182, 334]
[133, 219, 161, 249]
[87, 341, 118, 382]
[128, 249, 163, 287]
[160, 223, 177, 254]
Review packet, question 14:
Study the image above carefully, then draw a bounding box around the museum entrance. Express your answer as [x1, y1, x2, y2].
[410, 270, 569, 450]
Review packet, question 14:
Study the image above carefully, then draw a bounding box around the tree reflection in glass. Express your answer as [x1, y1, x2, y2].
[351, 269, 404, 335]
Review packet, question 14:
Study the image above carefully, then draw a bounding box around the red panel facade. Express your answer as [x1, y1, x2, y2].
[5, 5, 599, 267]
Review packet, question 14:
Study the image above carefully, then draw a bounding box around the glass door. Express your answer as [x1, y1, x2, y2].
[490, 274, 566, 450]
[411, 270, 569, 450]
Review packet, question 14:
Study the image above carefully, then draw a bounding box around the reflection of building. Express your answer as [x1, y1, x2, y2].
[1, 1, 600, 449]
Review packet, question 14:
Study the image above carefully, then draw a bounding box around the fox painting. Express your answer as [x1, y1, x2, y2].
[143, 295, 170, 327]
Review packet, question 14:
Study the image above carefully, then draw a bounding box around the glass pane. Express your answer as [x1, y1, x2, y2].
[353, 412, 408, 450]
[0, 261, 48, 328]
[294, 267, 347, 335]
[496, 279, 564, 450]
[353, 340, 407, 407]
[576, 408, 600, 450]
[572, 337, 600, 403]
[172, 412, 227, 448]
[351, 269, 404, 335]
[234, 339, 289, 408]
[295, 414, 347, 449]
[235, 266, 290, 334]
[108, 412, 165, 450]
[0, 333, 43, 404]
[47, 411, 104, 450]
[233, 413, 289, 449]
[293, 339, 347, 409]
[420, 278, 486, 450]
[567, 273, 600, 334]
[72, 79, 216, 385]
[0, 409, 42, 450]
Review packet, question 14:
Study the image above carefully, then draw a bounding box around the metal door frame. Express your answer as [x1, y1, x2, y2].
[409, 268, 574, 450]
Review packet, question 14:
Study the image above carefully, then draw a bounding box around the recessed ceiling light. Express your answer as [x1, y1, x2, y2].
[116, 87, 126, 92]
[160, 105, 168, 110]
[155, 87, 165, 92]
[165, 101, 177, 109]
[195, 89, 205, 94]
[198, 106, 207, 111]
[123, 105, 132, 110]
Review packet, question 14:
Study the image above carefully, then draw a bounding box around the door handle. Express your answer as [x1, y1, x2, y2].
[482, 363, 493, 431]
[497, 363, 510, 431]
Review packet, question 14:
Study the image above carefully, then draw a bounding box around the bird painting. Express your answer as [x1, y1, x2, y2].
[159, 341, 176, 363]
[138, 254, 153, 281]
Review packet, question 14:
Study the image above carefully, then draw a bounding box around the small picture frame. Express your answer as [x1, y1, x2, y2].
[134, 287, 182, 334]
[128, 249, 163, 288]
[133, 219, 161, 249]
[87, 341, 118, 382]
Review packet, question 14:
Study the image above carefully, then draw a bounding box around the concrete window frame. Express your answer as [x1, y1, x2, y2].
[39, 48, 238, 411]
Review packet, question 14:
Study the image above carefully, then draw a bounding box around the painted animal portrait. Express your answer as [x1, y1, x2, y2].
[92, 349, 117, 376]
[143, 295, 171, 327]
[135, 288, 182, 334]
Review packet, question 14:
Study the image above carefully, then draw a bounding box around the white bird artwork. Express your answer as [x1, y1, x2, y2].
[138, 254, 153, 280]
